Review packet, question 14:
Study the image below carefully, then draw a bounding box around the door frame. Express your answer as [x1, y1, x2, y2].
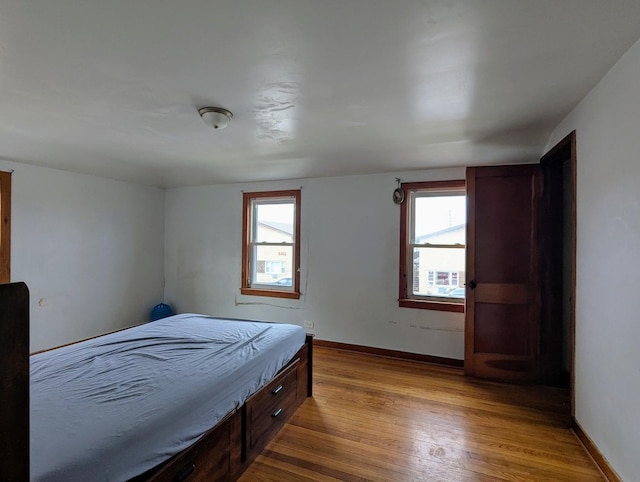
[540, 130, 577, 416]
[0, 170, 11, 284]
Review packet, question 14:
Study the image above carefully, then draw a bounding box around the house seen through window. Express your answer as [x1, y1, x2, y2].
[241, 190, 301, 299]
[400, 180, 466, 312]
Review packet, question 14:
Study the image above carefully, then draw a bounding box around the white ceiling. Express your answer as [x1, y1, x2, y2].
[1, 1, 639, 188]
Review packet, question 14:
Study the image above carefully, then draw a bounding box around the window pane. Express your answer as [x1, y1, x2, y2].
[412, 247, 465, 298]
[252, 245, 293, 287]
[413, 195, 465, 245]
[254, 202, 295, 243]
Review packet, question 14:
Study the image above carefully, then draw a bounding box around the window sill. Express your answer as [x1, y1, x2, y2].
[240, 288, 301, 300]
[399, 298, 464, 313]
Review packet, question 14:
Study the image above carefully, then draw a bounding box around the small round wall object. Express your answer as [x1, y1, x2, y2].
[393, 187, 405, 204]
[151, 303, 175, 321]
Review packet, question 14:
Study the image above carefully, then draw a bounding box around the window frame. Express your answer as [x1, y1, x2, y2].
[399, 180, 465, 313]
[241, 189, 301, 299]
[0, 171, 11, 284]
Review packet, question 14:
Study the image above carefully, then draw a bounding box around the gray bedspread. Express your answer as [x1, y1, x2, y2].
[30, 313, 305, 481]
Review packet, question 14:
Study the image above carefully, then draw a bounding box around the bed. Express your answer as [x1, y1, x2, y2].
[0, 282, 313, 481]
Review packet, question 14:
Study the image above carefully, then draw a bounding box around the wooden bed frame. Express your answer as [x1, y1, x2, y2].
[0, 282, 313, 482]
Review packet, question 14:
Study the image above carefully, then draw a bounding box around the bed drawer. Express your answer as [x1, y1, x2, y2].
[245, 359, 299, 453]
[147, 410, 241, 482]
[247, 360, 298, 423]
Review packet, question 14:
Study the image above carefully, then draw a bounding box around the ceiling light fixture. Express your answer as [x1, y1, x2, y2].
[198, 106, 233, 130]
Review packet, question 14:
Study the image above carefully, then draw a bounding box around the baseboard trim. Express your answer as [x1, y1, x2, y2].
[314, 339, 464, 368]
[571, 418, 621, 482]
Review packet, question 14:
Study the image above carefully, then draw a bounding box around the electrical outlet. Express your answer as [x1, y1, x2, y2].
[303, 320, 314, 329]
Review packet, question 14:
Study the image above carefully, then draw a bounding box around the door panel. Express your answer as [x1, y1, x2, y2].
[474, 303, 531, 355]
[475, 174, 533, 283]
[465, 165, 541, 382]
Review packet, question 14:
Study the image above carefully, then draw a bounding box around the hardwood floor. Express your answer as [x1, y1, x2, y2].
[239, 346, 604, 481]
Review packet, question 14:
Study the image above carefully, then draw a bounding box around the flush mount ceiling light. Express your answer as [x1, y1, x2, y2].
[198, 106, 233, 130]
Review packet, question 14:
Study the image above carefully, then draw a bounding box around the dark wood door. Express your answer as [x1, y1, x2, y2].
[465, 165, 541, 382]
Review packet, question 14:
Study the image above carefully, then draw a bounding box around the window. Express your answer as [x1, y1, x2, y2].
[399, 180, 465, 312]
[0, 171, 10, 284]
[241, 190, 300, 299]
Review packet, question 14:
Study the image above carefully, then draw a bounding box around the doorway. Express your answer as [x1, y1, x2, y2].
[463, 132, 576, 416]
[540, 131, 576, 413]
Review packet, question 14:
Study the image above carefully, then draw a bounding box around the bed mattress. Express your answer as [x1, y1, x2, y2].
[30, 314, 305, 481]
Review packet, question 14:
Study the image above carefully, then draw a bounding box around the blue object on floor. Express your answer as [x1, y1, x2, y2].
[151, 303, 174, 321]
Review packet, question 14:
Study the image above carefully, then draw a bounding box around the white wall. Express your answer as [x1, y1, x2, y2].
[165, 168, 465, 360]
[546, 37, 640, 481]
[0, 160, 165, 352]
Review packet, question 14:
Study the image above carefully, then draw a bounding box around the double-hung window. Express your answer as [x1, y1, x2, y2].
[399, 180, 466, 312]
[241, 190, 301, 299]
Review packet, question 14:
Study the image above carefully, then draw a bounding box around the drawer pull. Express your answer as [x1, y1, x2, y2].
[272, 408, 283, 418]
[175, 462, 195, 481]
[272, 384, 283, 395]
